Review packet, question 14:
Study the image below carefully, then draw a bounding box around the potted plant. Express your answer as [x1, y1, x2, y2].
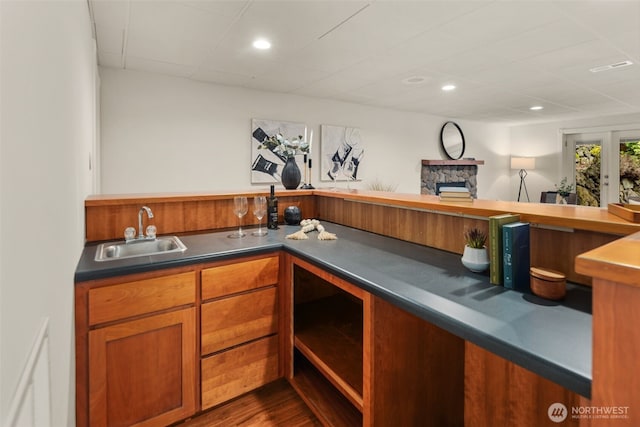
[555, 177, 575, 204]
[461, 228, 490, 272]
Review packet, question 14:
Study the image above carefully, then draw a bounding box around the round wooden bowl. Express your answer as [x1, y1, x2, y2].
[530, 267, 566, 300]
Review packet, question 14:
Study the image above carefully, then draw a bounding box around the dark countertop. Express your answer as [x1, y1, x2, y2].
[75, 222, 592, 398]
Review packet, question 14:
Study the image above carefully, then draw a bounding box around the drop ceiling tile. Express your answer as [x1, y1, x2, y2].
[127, 1, 235, 48]
[488, 19, 598, 63]
[245, 65, 331, 93]
[596, 79, 640, 102]
[571, 100, 637, 115]
[555, 61, 640, 88]
[127, 35, 211, 68]
[198, 46, 281, 78]
[95, 24, 123, 55]
[125, 56, 196, 78]
[439, 1, 563, 47]
[284, 37, 371, 74]
[461, 62, 558, 90]
[89, 0, 129, 28]
[315, 1, 489, 56]
[190, 68, 258, 87]
[98, 51, 122, 68]
[387, 29, 478, 67]
[613, 29, 640, 63]
[426, 47, 510, 76]
[292, 77, 362, 98]
[518, 83, 614, 108]
[518, 39, 625, 73]
[332, 92, 378, 106]
[555, 1, 640, 35]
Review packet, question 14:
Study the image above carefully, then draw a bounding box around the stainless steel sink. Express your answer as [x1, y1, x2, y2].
[95, 236, 187, 262]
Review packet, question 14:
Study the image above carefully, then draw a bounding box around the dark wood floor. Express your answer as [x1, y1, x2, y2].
[177, 379, 322, 426]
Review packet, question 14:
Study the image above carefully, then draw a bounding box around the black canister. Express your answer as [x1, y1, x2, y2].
[284, 206, 302, 225]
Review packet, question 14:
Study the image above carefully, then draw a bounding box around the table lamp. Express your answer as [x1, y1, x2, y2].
[511, 157, 535, 202]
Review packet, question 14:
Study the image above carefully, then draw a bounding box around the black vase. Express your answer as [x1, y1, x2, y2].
[281, 157, 301, 190]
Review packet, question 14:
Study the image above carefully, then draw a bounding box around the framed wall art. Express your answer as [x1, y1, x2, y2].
[320, 125, 365, 182]
[251, 118, 307, 184]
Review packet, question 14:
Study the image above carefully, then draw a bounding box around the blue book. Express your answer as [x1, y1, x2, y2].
[502, 222, 530, 292]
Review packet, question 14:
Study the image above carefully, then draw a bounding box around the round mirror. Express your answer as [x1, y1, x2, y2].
[440, 121, 465, 160]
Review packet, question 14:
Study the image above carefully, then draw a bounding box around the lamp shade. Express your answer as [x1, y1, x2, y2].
[510, 157, 536, 170]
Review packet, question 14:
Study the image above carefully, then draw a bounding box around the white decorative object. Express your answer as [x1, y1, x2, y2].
[286, 219, 337, 240]
[461, 245, 490, 273]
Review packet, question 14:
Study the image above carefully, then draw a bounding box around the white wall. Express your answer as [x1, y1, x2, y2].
[0, 1, 96, 426]
[100, 68, 511, 200]
[509, 113, 640, 202]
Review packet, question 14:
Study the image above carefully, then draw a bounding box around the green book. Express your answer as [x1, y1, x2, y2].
[489, 213, 520, 285]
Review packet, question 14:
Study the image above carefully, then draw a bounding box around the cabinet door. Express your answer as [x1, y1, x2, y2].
[89, 308, 196, 427]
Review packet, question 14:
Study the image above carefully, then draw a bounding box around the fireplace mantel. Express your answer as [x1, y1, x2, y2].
[422, 159, 485, 166]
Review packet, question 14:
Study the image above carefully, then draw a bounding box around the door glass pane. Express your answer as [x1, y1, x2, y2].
[575, 141, 601, 206]
[619, 138, 640, 203]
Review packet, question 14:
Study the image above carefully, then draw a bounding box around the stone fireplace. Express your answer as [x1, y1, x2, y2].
[421, 159, 484, 198]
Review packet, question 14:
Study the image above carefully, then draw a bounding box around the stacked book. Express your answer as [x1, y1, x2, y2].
[438, 186, 473, 203]
[488, 213, 531, 292]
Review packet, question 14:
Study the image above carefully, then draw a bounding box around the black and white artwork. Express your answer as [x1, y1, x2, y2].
[321, 125, 365, 182]
[251, 119, 306, 184]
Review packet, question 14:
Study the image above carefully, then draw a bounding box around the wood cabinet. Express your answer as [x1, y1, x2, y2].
[76, 254, 284, 426]
[76, 269, 197, 427]
[200, 254, 281, 410]
[286, 256, 464, 426]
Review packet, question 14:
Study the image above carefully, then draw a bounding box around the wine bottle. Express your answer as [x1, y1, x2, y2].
[267, 185, 279, 229]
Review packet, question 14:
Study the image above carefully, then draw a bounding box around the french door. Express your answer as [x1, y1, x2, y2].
[563, 128, 640, 207]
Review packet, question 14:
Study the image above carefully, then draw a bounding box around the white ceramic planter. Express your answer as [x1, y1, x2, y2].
[461, 245, 490, 273]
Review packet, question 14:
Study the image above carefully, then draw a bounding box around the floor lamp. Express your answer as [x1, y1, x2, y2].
[511, 157, 535, 202]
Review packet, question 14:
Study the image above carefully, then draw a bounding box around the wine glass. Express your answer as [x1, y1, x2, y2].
[228, 196, 248, 238]
[252, 196, 268, 236]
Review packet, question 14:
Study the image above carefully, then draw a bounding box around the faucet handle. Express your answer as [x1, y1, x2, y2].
[145, 225, 157, 239]
[124, 227, 136, 242]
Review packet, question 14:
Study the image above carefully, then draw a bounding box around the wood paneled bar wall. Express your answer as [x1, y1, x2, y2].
[85, 190, 318, 242]
[85, 189, 640, 286]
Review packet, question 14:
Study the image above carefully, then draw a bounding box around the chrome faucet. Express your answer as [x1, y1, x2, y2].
[138, 206, 154, 239]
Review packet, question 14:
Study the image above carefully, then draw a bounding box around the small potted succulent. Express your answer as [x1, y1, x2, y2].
[461, 227, 490, 272]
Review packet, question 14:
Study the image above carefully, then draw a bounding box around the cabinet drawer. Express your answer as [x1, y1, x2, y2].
[201, 335, 279, 410]
[201, 287, 278, 355]
[89, 272, 196, 325]
[201, 255, 279, 300]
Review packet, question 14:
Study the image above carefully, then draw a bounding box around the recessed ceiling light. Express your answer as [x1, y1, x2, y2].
[589, 60, 633, 73]
[402, 76, 428, 85]
[252, 38, 271, 50]
[530, 105, 544, 111]
[441, 84, 456, 91]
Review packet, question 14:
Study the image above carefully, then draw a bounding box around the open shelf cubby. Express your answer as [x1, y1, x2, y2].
[290, 350, 362, 427]
[293, 265, 364, 413]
